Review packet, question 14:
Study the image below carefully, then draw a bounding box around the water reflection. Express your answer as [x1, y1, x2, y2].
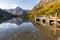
[0, 17, 45, 40]
[0, 17, 12, 24]
[31, 20, 60, 40]
[5, 17, 29, 25]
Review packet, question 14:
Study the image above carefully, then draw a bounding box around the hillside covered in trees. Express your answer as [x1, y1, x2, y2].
[27, 0, 60, 19]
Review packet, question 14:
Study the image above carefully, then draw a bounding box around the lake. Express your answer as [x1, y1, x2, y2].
[0, 17, 46, 40]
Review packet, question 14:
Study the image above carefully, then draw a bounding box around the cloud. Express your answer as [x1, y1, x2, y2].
[0, 23, 18, 29]
[0, 4, 18, 9]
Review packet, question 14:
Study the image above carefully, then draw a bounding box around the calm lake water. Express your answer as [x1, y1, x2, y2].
[0, 17, 45, 40]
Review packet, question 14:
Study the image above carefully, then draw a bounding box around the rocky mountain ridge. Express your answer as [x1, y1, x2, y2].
[5, 7, 29, 15]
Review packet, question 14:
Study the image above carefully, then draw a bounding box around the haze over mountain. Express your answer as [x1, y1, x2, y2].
[0, 9, 14, 17]
[5, 7, 29, 15]
[0, 9, 15, 23]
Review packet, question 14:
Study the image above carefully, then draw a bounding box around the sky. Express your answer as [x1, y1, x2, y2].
[0, 0, 41, 10]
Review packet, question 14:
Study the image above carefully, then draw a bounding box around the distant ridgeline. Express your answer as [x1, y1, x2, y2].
[27, 0, 60, 18]
[4, 7, 29, 15]
[0, 9, 16, 18]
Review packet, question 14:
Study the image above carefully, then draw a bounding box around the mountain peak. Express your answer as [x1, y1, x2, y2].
[4, 7, 29, 15]
[15, 7, 22, 10]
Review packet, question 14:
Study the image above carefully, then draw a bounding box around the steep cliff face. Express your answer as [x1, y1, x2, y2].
[31, 0, 60, 12]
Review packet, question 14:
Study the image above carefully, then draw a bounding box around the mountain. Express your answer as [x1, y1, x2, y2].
[27, 0, 60, 18]
[5, 7, 29, 15]
[31, 0, 60, 12]
[0, 9, 15, 18]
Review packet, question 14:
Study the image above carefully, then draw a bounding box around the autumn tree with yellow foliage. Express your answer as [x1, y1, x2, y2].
[27, 2, 60, 18]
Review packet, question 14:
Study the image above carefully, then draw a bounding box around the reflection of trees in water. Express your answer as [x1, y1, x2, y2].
[5, 17, 29, 25]
[0, 15, 4, 18]
[0, 17, 12, 24]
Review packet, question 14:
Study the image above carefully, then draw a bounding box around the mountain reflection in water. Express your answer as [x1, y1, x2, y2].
[0, 17, 45, 40]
